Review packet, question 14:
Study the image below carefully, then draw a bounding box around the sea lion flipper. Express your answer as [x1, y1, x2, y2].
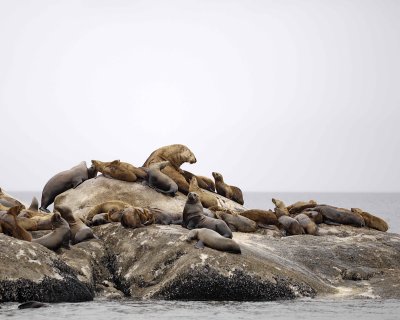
[194, 240, 205, 249]
[72, 178, 83, 189]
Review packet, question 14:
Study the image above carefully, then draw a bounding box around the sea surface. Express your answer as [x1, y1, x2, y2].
[2, 191, 400, 319]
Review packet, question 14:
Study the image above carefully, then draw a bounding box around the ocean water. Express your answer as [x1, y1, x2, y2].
[2, 191, 400, 319]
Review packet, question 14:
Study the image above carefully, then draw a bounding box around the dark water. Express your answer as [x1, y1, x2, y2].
[2, 191, 400, 319]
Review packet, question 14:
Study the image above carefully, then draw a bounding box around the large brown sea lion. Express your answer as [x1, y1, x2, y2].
[351, 208, 388, 232]
[86, 200, 132, 221]
[55, 205, 96, 244]
[145, 161, 178, 196]
[0, 205, 32, 241]
[40, 161, 97, 212]
[239, 209, 278, 228]
[309, 205, 365, 227]
[183, 192, 232, 238]
[182, 170, 216, 192]
[120, 207, 155, 229]
[142, 144, 197, 194]
[189, 176, 218, 208]
[91, 159, 147, 182]
[212, 172, 244, 205]
[32, 212, 71, 250]
[287, 200, 317, 215]
[187, 228, 241, 254]
[278, 215, 305, 236]
[294, 213, 318, 235]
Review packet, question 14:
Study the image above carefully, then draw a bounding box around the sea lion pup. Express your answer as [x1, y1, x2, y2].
[287, 200, 317, 215]
[214, 210, 257, 233]
[142, 144, 197, 194]
[55, 205, 96, 244]
[309, 205, 365, 227]
[272, 198, 289, 217]
[239, 209, 278, 228]
[351, 208, 388, 232]
[294, 213, 318, 235]
[40, 161, 98, 213]
[145, 161, 178, 196]
[86, 200, 132, 221]
[212, 172, 244, 205]
[89, 213, 111, 226]
[0, 205, 32, 241]
[183, 192, 232, 238]
[148, 207, 182, 225]
[91, 159, 147, 182]
[278, 215, 305, 236]
[120, 207, 154, 229]
[187, 228, 241, 254]
[189, 176, 218, 208]
[182, 170, 216, 192]
[33, 212, 71, 250]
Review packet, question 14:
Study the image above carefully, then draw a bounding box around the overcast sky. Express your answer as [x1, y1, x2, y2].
[0, 0, 399, 192]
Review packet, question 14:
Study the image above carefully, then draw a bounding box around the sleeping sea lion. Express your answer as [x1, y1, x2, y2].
[120, 207, 154, 229]
[351, 208, 388, 232]
[33, 212, 71, 250]
[183, 192, 232, 238]
[278, 215, 305, 236]
[86, 200, 132, 221]
[89, 213, 111, 226]
[214, 211, 257, 232]
[91, 159, 147, 182]
[310, 205, 365, 227]
[145, 161, 178, 196]
[212, 172, 244, 205]
[148, 207, 182, 225]
[187, 228, 241, 254]
[0, 205, 32, 241]
[40, 161, 97, 212]
[182, 170, 216, 192]
[239, 209, 278, 228]
[189, 176, 218, 208]
[294, 213, 318, 235]
[287, 200, 317, 215]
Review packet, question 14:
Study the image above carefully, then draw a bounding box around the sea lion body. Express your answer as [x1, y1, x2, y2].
[86, 200, 132, 221]
[302, 210, 324, 224]
[183, 192, 232, 238]
[294, 213, 318, 235]
[182, 170, 216, 192]
[351, 208, 388, 232]
[189, 176, 218, 208]
[187, 228, 241, 254]
[33, 213, 71, 250]
[148, 208, 182, 225]
[120, 207, 155, 229]
[278, 215, 305, 235]
[143, 144, 197, 194]
[90, 213, 111, 226]
[212, 172, 244, 205]
[146, 161, 178, 196]
[40, 161, 97, 212]
[91, 159, 147, 182]
[0, 206, 32, 241]
[239, 209, 278, 227]
[287, 200, 317, 215]
[215, 211, 257, 232]
[312, 205, 365, 227]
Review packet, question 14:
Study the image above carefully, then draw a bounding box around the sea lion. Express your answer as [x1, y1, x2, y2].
[0, 188, 24, 208]
[214, 211, 257, 232]
[55, 205, 96, 244]
[212, 172, 244, 205]
[142, 144, 197, 194]
[294, 213, 318, 235]
[40, 161, 97, 212]
[33, 212, 71, 250]
[272, 198, 289, 217]
[189, 176, 218, 208]
[0, 205, 32, 241]
[91, 159, 147, 182]
[239, 209, 278, 228]
[183, 192, 232, 238]
[89, 213, 111, 226]
[145, 161, 178, 196]
[182, 170, 216, 192]
[351, 208, 388, 232]
[287, 200, 317, 215]
[310, 205, 365, 227]
[19, 197, 48, 218]
[278, 215, 305, 236]
[86, 200, 132, 221]
[148, 207, 182, 225]
[120, 207, 154, 229]
[18, 301, 48, 309]
[301, 210, 324, 224]
[187, 228, 241, 254]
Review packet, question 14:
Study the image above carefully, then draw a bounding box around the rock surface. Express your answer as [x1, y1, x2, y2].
[1, 177, 400, 302]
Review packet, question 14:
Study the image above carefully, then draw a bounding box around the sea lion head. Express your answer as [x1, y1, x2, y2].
[178, 145, 197, 165]
[87, 164, 98, 178]
[189, 176, 199, 189]
[212, 172, 223, 181]
[187, 192, 200, 203]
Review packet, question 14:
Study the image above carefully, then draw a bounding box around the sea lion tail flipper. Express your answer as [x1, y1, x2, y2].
[194, 240, 205, 249]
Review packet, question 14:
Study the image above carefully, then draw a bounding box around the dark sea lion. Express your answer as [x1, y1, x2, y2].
[55, 205, 96, 244]
[89, 213, 111, 226]
[182, 170, 216, 192]
[91, 159, 147, 182]
[86, 200, 132, 221]
[294, 213, 318, 235]
[142, 144, 197, 194]
[187, 228, 241, 254]
[287, 200, 317, 215]
[183, 192, 232, 238]
[351, 208, 388, 232]
[239, 209, 278, 228]
[120, 207, 154, 229]
[0, 205, 32, 241]
[148, 207, 182, 225]
[40, 161, 97, 212]
[189, 176, 218, 208]
[212, 172, 244, 205]
[214, 211, 257, 232]
[310, 205, 365, 227]
[145, 161, 178, 196]
[18, 301, 48, 309]
[33, 212, 71, 250]
[278, 215, 305, 236]
[272, 198, 289, 217]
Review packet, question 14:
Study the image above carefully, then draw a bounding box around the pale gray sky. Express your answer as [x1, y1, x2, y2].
[1, 0, 399, 192]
